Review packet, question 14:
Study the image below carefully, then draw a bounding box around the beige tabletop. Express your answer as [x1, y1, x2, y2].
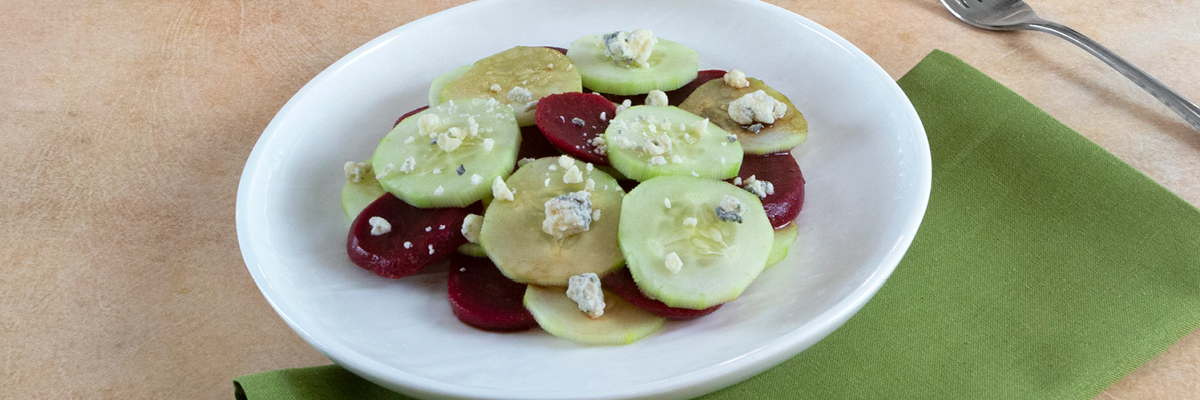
[2, 1, 1198, 398]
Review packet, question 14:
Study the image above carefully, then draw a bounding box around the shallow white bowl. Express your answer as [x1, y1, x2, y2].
[236, 0, 931, 398]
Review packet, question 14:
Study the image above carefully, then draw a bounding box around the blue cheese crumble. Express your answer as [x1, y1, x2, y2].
[664, 252, 683, 274]
[376, 163, 396, 180]
[417, 114, 440, 137]
[542, 190, 592, 239]
[601, 29, 657, 68]
[723, 69, 750, 89]
[507, 86, 533, 103]
[461, 214, 483, 244]
[742, 175, 775, 198]
[615, 99, 633, 114]
[566, 273, 606, 319]
[492, 177, 514, 201]
[563, 165, 584, 184]
[728, 90, 787, 125]
[645, 90, 668, 106]
[343, 161, 371, 183]
[716, 195, 745, 223]
[368, 217, 391, 236]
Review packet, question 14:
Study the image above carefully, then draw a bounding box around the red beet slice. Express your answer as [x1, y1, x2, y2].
[534, 92, 616, 165]
[394, 105, 429, 127]
[447, 253, 537, 332]
[727, 153, 805, 228]
[544, 46, 568, 55]
[602, 268, 722, 320]
[598, 69, 727, 107]
[346, 194, 480, 278]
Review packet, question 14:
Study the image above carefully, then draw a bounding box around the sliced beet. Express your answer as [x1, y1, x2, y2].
[598, 69, 727, 107]
[394, 105, 429, 127]
[447, 253, 537, 332]
[726, 152, 805, 228]
[544, 46, 568, 55]
[346, 193, 480, 278]
[602, 268, 722, 320]
[517, 125, 562, 164]
[534, 92, 616, 165]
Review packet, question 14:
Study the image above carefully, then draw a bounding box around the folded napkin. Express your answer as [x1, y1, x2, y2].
[235, 50, 1200, 400]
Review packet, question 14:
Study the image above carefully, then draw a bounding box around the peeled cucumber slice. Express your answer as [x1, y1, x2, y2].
[765, 223, 799, 269]
[619, 176, 774, 309]
[428, 65, 471, 108]
[439, 46, 582, 127]
[566, 34, 698, 96]
[523, 285, 665, 345]
[604, 105, 743, 182]
[479, 157, 625, 285]
[372, 98, 521, 208]
[678, 78, 808, 154]
[341, 172, 386, 221]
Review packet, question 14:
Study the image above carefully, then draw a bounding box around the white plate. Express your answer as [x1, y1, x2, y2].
[236, 0, 930, 398]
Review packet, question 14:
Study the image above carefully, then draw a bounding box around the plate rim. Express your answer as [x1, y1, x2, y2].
[236, 0, 931, 398]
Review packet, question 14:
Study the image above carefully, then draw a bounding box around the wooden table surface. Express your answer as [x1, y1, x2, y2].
[2, 1, 1197, 398]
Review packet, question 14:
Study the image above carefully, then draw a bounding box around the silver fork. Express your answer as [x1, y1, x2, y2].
[940, 0, 1200, 132]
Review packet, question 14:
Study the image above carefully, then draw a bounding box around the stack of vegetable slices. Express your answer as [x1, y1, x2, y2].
[340, 30, 809, 345]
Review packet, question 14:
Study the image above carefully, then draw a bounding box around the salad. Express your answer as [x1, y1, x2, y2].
[340, 29, 807, 345]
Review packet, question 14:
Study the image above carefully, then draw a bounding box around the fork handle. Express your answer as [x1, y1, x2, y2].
[1026, 21, 1200, 132]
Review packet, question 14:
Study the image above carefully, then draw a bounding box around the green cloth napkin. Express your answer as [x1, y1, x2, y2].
[235, 50, 1200, 399]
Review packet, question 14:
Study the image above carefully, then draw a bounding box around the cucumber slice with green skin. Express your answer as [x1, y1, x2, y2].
[566, 34, 698, 96]
[765, 222, 799, 269]
[428, 65, 471, 108]
[342, 173, 386, 221]
[479, 157, 625, 286]
[439, 46, 582, 127]
[457, 242, 487, 257]
[523, 285, 665, 345]
[619, 176, 774, 309]
[604, 105, 743, 182]
[678, 78, 808, 155]
[372, 98, 521, 208]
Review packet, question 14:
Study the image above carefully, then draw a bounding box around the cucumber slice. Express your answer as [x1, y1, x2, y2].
[428, 65, 471, 108]
[457, 242, 487, 257]
[440, 46, 582, 127]
[523, 285, 665, 345]
[341, 173, 386, 221]
[479, 157, 625, 285]
[604, 105, 743, 182]
[372, 98, 521, 208]
[566, 34, 698, 96]
[619, 176, 774, 309]
[678, 78, 808, 154]
[765, 223, 799, 269]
